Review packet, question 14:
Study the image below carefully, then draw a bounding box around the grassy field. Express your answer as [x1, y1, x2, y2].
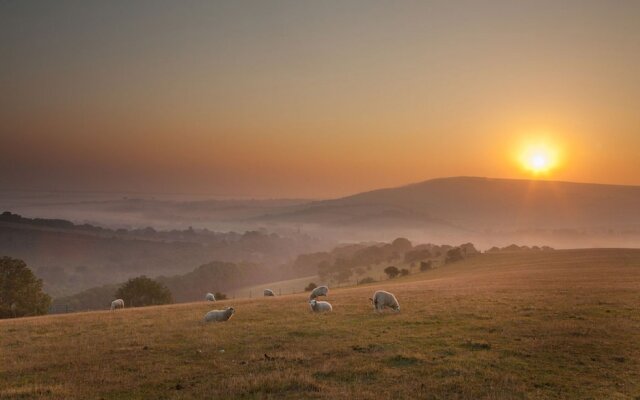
[2, 249, 640, 399]
[232, 275, 320, 299]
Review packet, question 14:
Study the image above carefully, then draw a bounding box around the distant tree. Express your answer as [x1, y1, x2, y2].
[420, 260, 433, 272]
[304, 282, 317, 292]
[445, 248, 464, 264]
[115, 276, 173, 307]
[0, 257, 51, 318]
[459, 243, 479, 256]
[391, 238, 412, 253]
[214, 291, 227, 300]
[384, 266, 400, 279]
[399, 268, 410, 277]
[502, 244, 521, 252]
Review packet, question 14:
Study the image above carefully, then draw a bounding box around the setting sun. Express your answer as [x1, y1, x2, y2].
[524, 148, 553, 173]
[516, 139, 561, 176]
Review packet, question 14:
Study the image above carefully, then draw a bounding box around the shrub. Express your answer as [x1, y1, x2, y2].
[384, 266, 400, 279]
[214, 291, 227, 300]
[358, 277, 376, 285]
[304, 282, 317, 292]
[420, 260, 432, 271]
[399, 268, 410, 277]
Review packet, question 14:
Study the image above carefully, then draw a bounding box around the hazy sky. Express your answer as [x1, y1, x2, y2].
[1, 1, 639, 198]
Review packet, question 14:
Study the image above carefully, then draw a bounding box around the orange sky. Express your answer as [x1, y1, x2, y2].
[1, 1, 639, 198]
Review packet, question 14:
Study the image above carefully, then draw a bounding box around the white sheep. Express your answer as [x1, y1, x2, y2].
[309, 299, 332, 313]
[308, 285, 329, 300]
[370, 290, 400, 312]
[205, 293, 216, 302]
[203, 307, 235, 322]
[110, 299, 124, 311]
[264, 289, 275, 297]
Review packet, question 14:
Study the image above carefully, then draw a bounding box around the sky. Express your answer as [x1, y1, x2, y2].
[1, 0, 639, 198]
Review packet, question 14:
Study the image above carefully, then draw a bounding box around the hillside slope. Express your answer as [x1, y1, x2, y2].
[260, 177, 640, 246]
[2, 249, 639, 399]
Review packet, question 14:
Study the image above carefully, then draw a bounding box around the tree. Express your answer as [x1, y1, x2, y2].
[420, 260, 433, 271]
[214, 291, 227, 300]
[391, 237, 412, 253]
[0, 257, 51, 318]
[445, 247, 464, 264]
[115, 276, 173, 307]
[384, 266, 400, 279]
[304, 282, 317, 292]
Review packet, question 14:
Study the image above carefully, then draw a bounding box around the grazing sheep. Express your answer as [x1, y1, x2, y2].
[308, 285, 329, 300]
[110, 299, 124, 311]
[203, 307, 235, 322]
[205, 293, 216, 302]
[370, 290, 400, 312]
[309, 299, 332, 313]
[264, 289, 275, 297]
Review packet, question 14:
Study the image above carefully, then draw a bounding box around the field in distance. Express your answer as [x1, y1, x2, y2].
[2, 249, 640, 399]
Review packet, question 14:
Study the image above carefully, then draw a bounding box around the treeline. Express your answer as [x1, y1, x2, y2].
[290, 238, 480, 283]
[486, 244, 554, 253]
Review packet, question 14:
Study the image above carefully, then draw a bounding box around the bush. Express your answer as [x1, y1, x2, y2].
[115, 276, 173, 307]
[0, 257, 51, 318]
[384, 266, 400, 279]
[420, 260, 433, 271]
[358, 277, 376, 285]
[304, 282, 317, 292]
[399, 268, 410, 277]
[214, 291, 227, 300]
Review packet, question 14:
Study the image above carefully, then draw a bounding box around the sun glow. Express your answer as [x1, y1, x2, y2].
[516, 138, 562, 176]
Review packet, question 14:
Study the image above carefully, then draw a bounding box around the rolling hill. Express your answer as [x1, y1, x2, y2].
[259, 177, 640, 247]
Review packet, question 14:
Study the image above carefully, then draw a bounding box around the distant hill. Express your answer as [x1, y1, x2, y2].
[258, 177, 640, 247]
[0, 212, 325, 297]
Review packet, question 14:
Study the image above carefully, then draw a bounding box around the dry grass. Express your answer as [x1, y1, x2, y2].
[2, 249, 640, 399]
[232, 274, 320, 298]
